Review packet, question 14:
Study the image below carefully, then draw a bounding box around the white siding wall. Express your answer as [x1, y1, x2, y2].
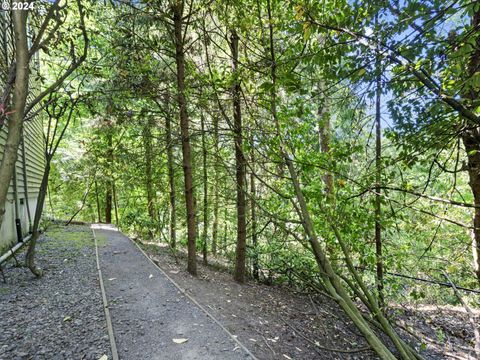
[0, 12, 45, 249]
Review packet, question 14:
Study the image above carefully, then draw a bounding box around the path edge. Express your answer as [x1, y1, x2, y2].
[130, 237, 259, 360]
[92, 228, 120, 360]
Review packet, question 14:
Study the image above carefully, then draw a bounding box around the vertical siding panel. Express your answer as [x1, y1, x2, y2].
[0, 11, 45, 248]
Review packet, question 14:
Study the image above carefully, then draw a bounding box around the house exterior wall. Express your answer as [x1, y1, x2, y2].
[0, 11, 45, 249]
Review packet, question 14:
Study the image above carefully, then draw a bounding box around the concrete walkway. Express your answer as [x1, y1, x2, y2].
[93, 224, 251, 360]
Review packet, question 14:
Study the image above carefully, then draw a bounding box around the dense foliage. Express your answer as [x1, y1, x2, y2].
[2, 0, 479, 358]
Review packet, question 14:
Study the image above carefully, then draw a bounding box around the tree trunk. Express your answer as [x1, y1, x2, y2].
[317, 84, 333, 199]
[231, 30, 247, 283]
[166, 105, 177, 249]
[374, 21, 384, 304]
[113, 180, 119, 225]
[26, 158, 51, 277]
[463, 134, 480, 281]
[222, 189, 228, 255]
[105, 183, 112, 223]
[105, 130, 113, 224]
[317, 80, 335, 266]
[264, 1, 403, 358]
[95, 178, 102, 223]
[143, 116, 155, 235]
[0, 9, 29, 231]
[463, 9, 480, 282]
[201, 113, 208, 265]
[250, 134, 259, 280]
[212, 115, 219, 255]
[172, 1, 197, 275]
[166, 107, 177, 248]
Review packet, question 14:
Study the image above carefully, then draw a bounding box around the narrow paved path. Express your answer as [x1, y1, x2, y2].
[94, 224, 251, 360]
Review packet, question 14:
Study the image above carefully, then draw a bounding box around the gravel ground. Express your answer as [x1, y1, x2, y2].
[94, 224, 252, 360]
[0, 224, 110, 360]
[138, 241, 478, 360]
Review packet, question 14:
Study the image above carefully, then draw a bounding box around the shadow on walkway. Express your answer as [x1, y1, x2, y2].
[93, 224, 251, 360]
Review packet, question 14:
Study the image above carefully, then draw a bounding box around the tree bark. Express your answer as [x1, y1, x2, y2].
[26, 158, 50, 277]
[374, 18, 384, 304]
[212, 115, 219, 255]
[317, 84, 333, 199]
[201, 113, 208, 265]
[105, 129, 113, 224]
[231, 30, 247, 283]
[172, 1, 197, 275]
[463, 134, 480, 281]
[0, 9, 29, 231]
[113, 180, 119, 225]
[250, 133, 259, 280]
[95, 178, 102, 223]
[165, 103, 177, 249]
[143, 116, 155, 235]
[463, 9, 480, 282]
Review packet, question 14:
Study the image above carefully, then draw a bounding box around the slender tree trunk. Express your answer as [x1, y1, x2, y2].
[143, 116, 155, 235]
[317, 83, 333, 199]
[231, 30, 247, 283]
[166, 107, 177, 248]
[201, 113, 208, 265]
[374, 20, 384, 304]
[464, 135, 480, 281]
[0, 9, 29, 231]
[21, 136, 32, 230]
[250, 134, 259, 280]
[13, 162, 22, 242]
[463, 9, 480, 283]
[264, 1, 402, 358]
[222, 192, 228, 255]
[95, 178, 102, 223]
[212, 116, 219, 255]
[105, 130, 113, 224]
[172, 1, 197, 275]
[26, 158, 51, 277]
[105, 184, 112, 222]
[317, 80, 335, 266]
[113, 181, 119, 225]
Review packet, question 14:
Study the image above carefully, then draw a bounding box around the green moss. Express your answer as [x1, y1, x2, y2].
[38, 225, 96, 254]
[0, 286, 11, 295]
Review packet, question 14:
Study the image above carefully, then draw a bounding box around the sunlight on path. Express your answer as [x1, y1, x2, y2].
[93, 224, 252, 360]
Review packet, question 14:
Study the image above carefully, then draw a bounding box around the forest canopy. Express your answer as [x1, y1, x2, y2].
[0, 0, 479, 358]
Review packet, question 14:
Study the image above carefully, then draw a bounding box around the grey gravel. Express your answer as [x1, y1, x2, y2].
[0, 225, 110, 360]
[95, 224, 252, 360]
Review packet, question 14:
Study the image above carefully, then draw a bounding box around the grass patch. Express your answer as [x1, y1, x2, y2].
[38, 225, 95, 254]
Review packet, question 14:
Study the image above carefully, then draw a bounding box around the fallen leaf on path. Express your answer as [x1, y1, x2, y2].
[98, 355, 108, 360]
[63, 316, 72, 322]
[149, 274, 153, 279]
[172, 338, 188, 344]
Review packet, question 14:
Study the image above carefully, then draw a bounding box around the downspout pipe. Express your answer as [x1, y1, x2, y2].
[21, 135, 32, 231]
[12, 164, 23, 243]
[0, 234, 31, 266]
